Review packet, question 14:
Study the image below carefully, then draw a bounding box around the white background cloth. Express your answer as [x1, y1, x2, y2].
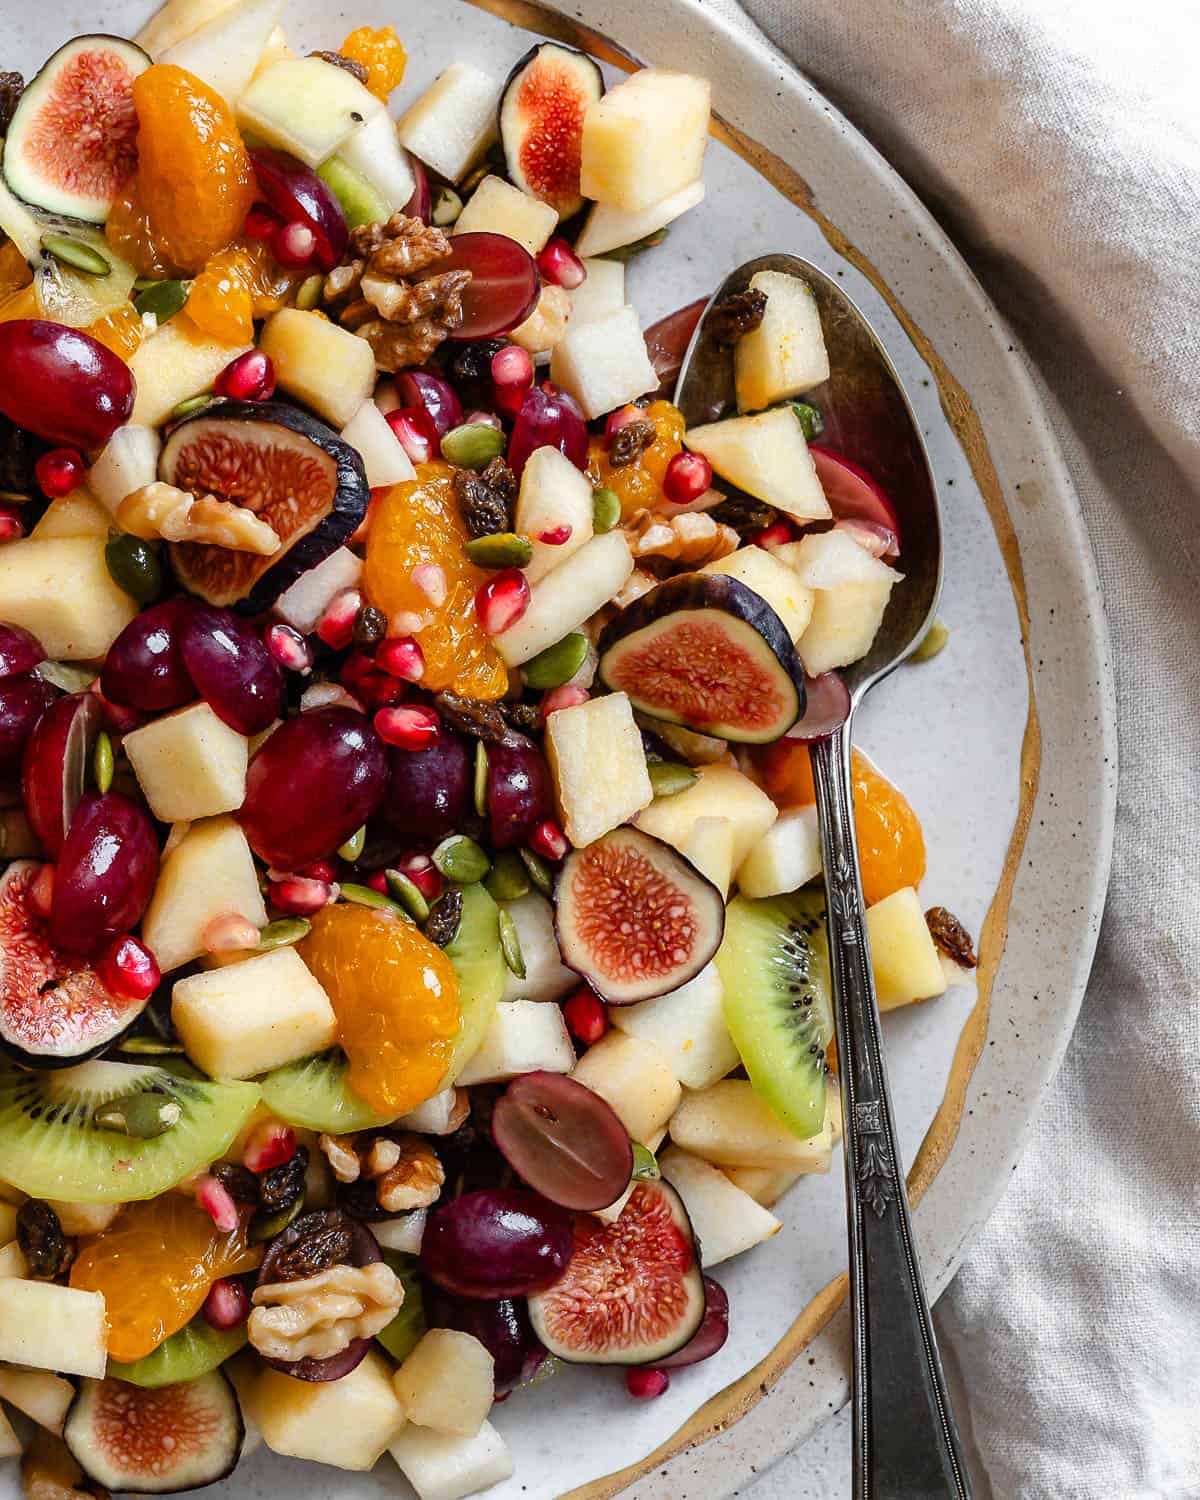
[694, 0, 1200, 1495]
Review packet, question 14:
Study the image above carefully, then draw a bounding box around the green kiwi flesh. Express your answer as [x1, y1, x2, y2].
[375, 1252, 426, 1363]
[259, 1050, 393, 1134]
[107, 1316, 248, 1388]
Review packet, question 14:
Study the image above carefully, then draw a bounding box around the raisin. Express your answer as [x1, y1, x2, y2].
[211, 1162, 260, 1205]
[16, 1201, 74, 1280]
[925, 907, 978, 968]
[607, 420, 657, 468]
[710, 494, 777, 535]
[309, 50, 371, 86]
[480, 456, 517, 502]
[258, 1146, 309, 1214]
[0, 414, 47, 501]
[500, 701, 542, 734]
[336, 1178, 391, 1222]
[353, 603, 387, 650]
[446, 339, 506, 409]
[454, 468, 512, 538]
[708, 287, 768, 344]
[433, 691, 516, 744]
[424, 888, 464, 948]
[0, 72, 23, 137]
[259, 1208, 354, 1283]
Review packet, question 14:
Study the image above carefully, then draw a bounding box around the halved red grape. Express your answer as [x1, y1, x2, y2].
[644, 297, 707, 388]
[421, 1189, 573, 1299]
[506, 384, 588, 477]
[178, 606, 284, 735]
[438, 233, 540, 341]
[404, 152, 430, 224]
[658, 1276, 729, 1367]
[0, 321, 134, 449]
[423, 1287, 545, 1392]
[249, 147, 348, 272]
[0, 623, 45, 680]
[783, 672, 851, 742]
[101, 599, 198, 713]
[809, 446, 901, 557]
[0, 674, 57, 771]
[380, 731, 470, 847]
[486, 737, 553, 849]
[50, 792, 159, 956]
[493, 1071, 633, 1211]
[21, 692, 102, 858]
[395, 369, 463, 439]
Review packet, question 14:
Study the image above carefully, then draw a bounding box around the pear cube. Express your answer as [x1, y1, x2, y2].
[571, 1030, 681, 1144]
[390, 1420, 513, 1500]
[338, 110, 417, 213]
[237, 56, 383, 167]
[789, 529, 902, 675]
[453, 175, 558, 255]
[580, 68, 711, 211]
[142, 815, 268, 973]
[609, 962, 738, 1090]
[670, 1079, 834, 1169]
[568, 257, 626, 327]
[259, 308, 377, 428]
[544, 691, 652, 849]
[159, 0, 284, 105]
[682, 816, 736, 897]
[0, 536, 137, 660]
[636, 764, 777, 870]
[684, 406, 830, 523]
[124, 702, 248, 823]
[735, 270, 831, 412]
[341, 400, 415, 489]
[549, 305, 658, 420]
[660, 1145, 781, 1265]
[455, 1000, 575, 1085]
[573, 179, 705, 259]
[129, 319, 251, 429]
[499, 892, 577, 1003]
[867, 886, 949, 1010]
[494, 530, 633, 666]
[0, 1367, 74, 1432]
[702, 545, 814, 641]
[87, 425, 162, 516]
[250, 1350, 405, 1469]
[737, 805, 823, 898]
[0, 1281, 106, 1377]
[394, 1329, 494, 1437]
[514, 444, 595, 584]
[30, 490, 110, 540]
[272, 545, 362, 634]
[396, 64, 501, 184]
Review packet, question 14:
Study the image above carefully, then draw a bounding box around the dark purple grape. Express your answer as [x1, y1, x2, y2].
[658, 1277, 729, 1367]
[101, 599, 198, 712]
[439, 233, 539, 341]
[396, 370, 463, 439]
[250, 147, 348, 272]
[238, 707, 389, 870]
[50, 792, 159, 956]
[421, 1189, 573, 1299]
[492, 1071, 633, 1212]
[178, 605, 284, 735]
[424, 1287, 545, 1392]
[507, 383, 588, 477]
[0, 674, 57, 771]
[21, 692, 101, 859]
[0, 623, 45, 680]
[381, 731, 470, 847]
[486, 738, 553, 849]
[0, 320, 134, 449]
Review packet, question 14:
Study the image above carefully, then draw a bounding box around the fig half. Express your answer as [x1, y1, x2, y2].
[598, 572, 806, 743]
[160, 400, 369, 612]
[499, 43, 603, 219]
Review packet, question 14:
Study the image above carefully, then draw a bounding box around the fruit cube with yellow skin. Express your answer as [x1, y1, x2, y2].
[580, 68, 711, 212]
[249, 1349, 406, 1470]
[172, 946, 337, 1079]
[670, 1079, 833, 1170]
[571, 1030, 681, 1144]
[0, 1280, 106, 1378]
[0, 536, 137, 660]
[30, 489, 110, 540]
[124, 702, 249, 823]
[682, 816, 735, 897]
[737, 805, 822, 898]
[608, 962, 737, 1091]
[0, 1366, 75, 1432]
[866, 886, 948, 1010]
[636, 764, 777, 871]
[453, 175, 558, 255]
[395, 1329, 494, 1437]
[545, 692, 652, 849]
[129, 318, 251, 428]
[735, 270, 831, 413]
[142, 815, 268, 972]
[260, 308, 377, 428]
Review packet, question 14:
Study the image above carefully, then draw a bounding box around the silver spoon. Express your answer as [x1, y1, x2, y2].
[675, 254, 971, 1500]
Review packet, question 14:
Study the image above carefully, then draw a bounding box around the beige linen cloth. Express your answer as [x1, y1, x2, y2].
[698, 0, 1200, 1495]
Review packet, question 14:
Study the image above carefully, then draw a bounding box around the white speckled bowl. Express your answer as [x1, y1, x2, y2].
[4, 2, 1116, 1496]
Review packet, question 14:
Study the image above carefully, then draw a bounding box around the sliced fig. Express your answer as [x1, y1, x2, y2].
[597, 572, 806, 743]
[64, 1370, 243, 1494]
[2, 36, 149, 221]
[160, 400, 369, 612]
[527, 1180, 706, 1364]
[554, 826, 725, 1005]
[20, 690, 102, 858]
[0, 861, 149, 1067]
[499, 43, 603, 219]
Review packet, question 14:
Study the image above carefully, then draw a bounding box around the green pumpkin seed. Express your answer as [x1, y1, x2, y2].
[484, 851, 530, 903]
[442, 422, 507, 471]
[631, 1143, 661, 1181]
[295, 273, 324, 311]
[250, 1198, 302, 1243]
[41, 233, 111, 277]
[105, 533, 162, 604]
[473, 741, 488, 818]
[591, 486, 621, 534]
[603, 227, 669, 261]
[385, 868, 430, 923]
[117, 1036, 185, 1057]
[788, 400, 825, 443]
[340, 882, 411, 917]
[170, 393, 214, 421]
[134, 278, 191, 324]
[648, 761, 699, 798]
[93, 731, 114, 795]
[463, 531, 533, 569]
[498, 908, 525, 978]
[911, 620, 949, 662]
[96, 1092, 182, 1139]
[524, 631, 589, 691]
[431, 185, 464, 227]
[518, 846, 554, 896]
[432, 834, 490, 885]
[338, 824, 367, 862]
[256, 917, 312, 950]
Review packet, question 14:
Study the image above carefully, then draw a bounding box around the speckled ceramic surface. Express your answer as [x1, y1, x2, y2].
[4, 1, 1116, 1496]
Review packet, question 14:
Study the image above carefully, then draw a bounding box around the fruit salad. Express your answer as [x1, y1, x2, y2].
[0, 5, 976, 1496]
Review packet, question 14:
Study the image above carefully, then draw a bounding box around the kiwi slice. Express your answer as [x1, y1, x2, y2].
[260, 1050, 394, 1134]
[376, 1252, 426, 1363]
[108, 1316, 247, 1389]
[716, 887, 834, 1138]
[443, 882, 505, 1083]
[0, 1058, 261, 1203]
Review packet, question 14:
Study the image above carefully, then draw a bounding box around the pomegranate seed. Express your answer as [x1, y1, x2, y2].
[0, 508, 24, 543]
[215, 348, 276, 402]
[410, 563, 447, 608]
[605, 406, 642, 444]
[97, 934, 160, 1002]
[387, 409, 435, 464]
[245, 202, 282, 240]
[299, 681, 363, 714]
[475, 569, 530, 636]
[538, 525, 572, 546]
[272, 219, 317, 267]
[376, 636, 426, 682]
[243, 1119, 296, 1173]
[375, 704, 441, 751]
[202, 1277, 250, 1330]
[365, 869, 390, 894]
[270, 876, 334, 916]
[294, 859, 337, 884]
[564, 986, 608, 1046]
[542, 684, 589, 718]
[662, 451, 713, 505]
[529, 820, 568, 861]
[195, 1175, 239, 1234]
[536, 237, 587, 290]
[265, 621, 313, 673]
[465, 409, 502, 430]
[202, 912, 260, 954]
[626, 1368, 669, 1401]
[36, 448, 85, 498]
[355, 669, 408, 709]
[394, 851, 442, 902]
[491, 345, 534, 415]
[751, 519, 794, 550]
[28, 864, 55, 920]
[317, 588, 362, 649]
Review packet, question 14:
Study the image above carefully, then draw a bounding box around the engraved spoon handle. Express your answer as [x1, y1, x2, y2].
[810, 724, 973, 1500]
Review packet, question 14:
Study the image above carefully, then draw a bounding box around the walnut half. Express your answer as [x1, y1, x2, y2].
[317, 1131, 445, 1212]
[117, 482, 281, 555]
[249, 1260, 404, 1362]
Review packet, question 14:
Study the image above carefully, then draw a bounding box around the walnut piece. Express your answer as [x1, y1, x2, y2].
[117, 482, 281, 555]
[508, 284, 571, 355]
[623, 509, 740, 565]
[249, 1261, 404, 1362]
[375, 1135, 445, 1212]
[319, 1133, 362, 1183]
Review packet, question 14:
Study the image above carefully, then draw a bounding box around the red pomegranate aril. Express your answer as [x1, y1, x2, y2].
[491, 345, 534, 414]
[0, 508, 23, 543]
[265, 622, 313, 673]
[294, 859, 337, 884]
[387, 408, 435, 464]
[195, 1175, 239, 1234]
[395, 370, 463, 439]
[529, 820, 567, 861]
[376, 636, 426, 682]
[751, 519, 794, 550]
[243, 1119, 296, 1173]
[538, 525, 572, 546]
[270, 876, 334, 916]
[271, 220, 318, 268]
[250, 147, 348, 272]
[355, 669, 408, 709]
[475, 570, 530, 637]
[465, 409, 502, 430]
[245, 202, 283, 240]
[394, 851, 442, 903]
[202, 1277, 250, 1331]
[541, 684, 588, 719]
[365, 869, 389, 894]
[626, 1368, 670, 1400]
[36, 448, 85, 499]
[563, 986, 608, 1046]
[97, 934, 160, 1003]
[28, 863, 54, 919]
[203, 912, 260, 953]
[215, 348, 276, 402]
[662, 451, 712, 505]
[536, 237, 586, 290]
[317, 589, 363, 650]
[604, 405, 641, 444]
[375, 704, 441, 751]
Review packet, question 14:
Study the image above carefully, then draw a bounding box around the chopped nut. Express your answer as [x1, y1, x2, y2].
[608, 420, 657, 468]
[323, 259, 366, 306]
[249, 1260, 404, 1362]
[624, 508, 739, 565]
[508, 284, 571, 355]
[361, 269, 470, 325]
[359, 313, 463, 373]
[925, 907, 978, 968]
[611, 568, 659, 610]
[366, 1138, 403, 1176]
[319, 1133, 362, 1183]
[349, 214, 452, 276]
[117, 482, 281, 555]
[708, 287, 768, 344]
[375, 1134, 445, 1213]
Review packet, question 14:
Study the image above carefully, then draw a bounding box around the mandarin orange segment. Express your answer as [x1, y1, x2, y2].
[0, 241, 32, 303]
[0, 284, 41, 325]
[339, 25, 408, 99]
[86, 303, 146, 361]
[585, 400, 685, 517]
[70, 1195, 261, 1362]
[364, 461, 509, 700]
[299, 904, 461, 1116]
[186, 241, 302, 344]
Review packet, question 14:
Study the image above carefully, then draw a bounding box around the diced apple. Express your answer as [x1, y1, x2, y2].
[391, 1419, 513, 1500]
[396, 1089, 466, 1135]
[789, 529, 903, 675]
[260, 309, 377, 427]
[238, 57, 382, 167]
[0, 1367, 74, 1432]
[87, 425, 162, 516]
[499, 893, 576, 1003]
[573, 178, 705, 259]
[682, 816, 735, 897]
[455, 1000, 575, 1086]
[396, 63, 501, 184]
[251, 22, 293, 78]
[45, 1200, 121, 1236]
[702, 546, 814, 641]
[142, 815, 268, 973]
[129, 320, 250, 429]
[250, 1349, 405, 1469]
[636, 764, 776, 870]
[735, 270, 830, 412]
[338, 111, 417, 213]
[124, 702, 248, 823]
[30, 490, 110, 540]
[670, 1080, 834, 1170]
[684, 407, 830, 523]
[272, 545, 362, 633]
[580, 68, 710, 211]
[866, 886, 948, 1011]
[0, 1407, 18, 1459]
[545, 692, 652, 849]
[0, 1281, 106, 1377]
[514, 445, 594, 585]
[609, 962, 737, 1090]
[373, 1210, 427, 1256]
[737, 805, 822, 898]
[660, 1145, 781, 1265]
[395, 1329, 494, 1437]
[341, 399, 416, 489]
[549, 305, 658, 419]
[571, 1031, 681, 1144]
[494, 530, 633, 666]
[568, 257, 626, 327]
[724, 1164, 801, 1206]
[160, 0, 284, 105]
[135, 0, 237, 54]
[0, 536, 137, 660]
[453, 175, 558, 255]
[0, 1240, 27, 1278]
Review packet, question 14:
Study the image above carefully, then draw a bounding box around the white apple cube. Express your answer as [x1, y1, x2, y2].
[453, 175, 558, 255]
[573, 178, 705, 258]
[142, 815, 268, 973]
[682, 816, 736, 898]
[251, 1350, 405, 1469]
[737, 805, 823, 898]
[609, 962, 738, 1090]
[735, 270, 830, 412]
[0, 1367, 75, 1432]
[545, 692, 652, 848]
[456, 1000, 575, 1085]
[159, 0, 284, 106]
[0, 536, 138, 660]
[395, 1329, 494, 1437]
[30, 490, 110, 540]
[238, 57, 382, 167]
[391, 1419, 513, 1500]
[636, 764, 777, 870]
[494, 530, 633, 666]
[397, 1088, 466, 1134]
[580, 68, 710, 211]
[499, 893, 577, 1003]
[571, 1030, 681, 1144]
[397, 63, 501, 184]
[0, 1241, 26, 1278]
[515, 445, 595, 585]
[660, 1145, 781, 1265]
[867, 887, 948, 1011]
[124, 703, 248, 823]
[87, 425, 162, 516]
[725, 1164, 805, 1207]
[129, 319, 251, 428]
[260, 309, 377, 427]
[790, 529, 902, 675]
[670, 1080, 834, 1169]
[549, 305, 658, 420]
[273, 545, 362, 633]
[372, 1210, 427, 1255]
[702, 546, 815, 641]
[341, 399, 416, 489]
[0, 1281, 106, 1377]
[339, 110, 417, 213]
[568, 257, 626, 327]
[684, 407, 830, 523]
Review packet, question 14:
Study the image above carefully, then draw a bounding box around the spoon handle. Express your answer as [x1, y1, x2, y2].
[810, 724, 973, 1500]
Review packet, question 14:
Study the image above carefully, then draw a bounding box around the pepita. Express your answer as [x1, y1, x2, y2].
[648, 761, 698, 798]
[432, 834, 490, 885]
[631, 1143, 661, 1181]
[473, 740, 488, 818]
[442, 421, 506, 471]
[295, 274, 324, 311]
[524, 631, 589, 691]
[105, 532, 162, 604]
[498, 908, 525, 978]
[249, 1197, 303, 1244]
[788, 400, 825, 443]
[96, 1092, 182, 1139]
[463, 532, 532, 570]
[170, 393, 214, 421]
[431, 185, 464, 227]
[591, 486, 621, 534]
[117, 1036, 185, 1057]
[337, 824, 367, 862]
[385, 868, 431, 923]
[34, 660, 96, 693]
[340, 882, 412, 917]
[518, 846, 554, 896]
[41, 233, 111, 278]
[256, 917, 312, 950]
[134, 278, 191, 323]
[484, 850, 530, 903]
[93, 731, 114, 795]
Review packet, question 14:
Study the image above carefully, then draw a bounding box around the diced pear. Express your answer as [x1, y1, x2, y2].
[45, 1200, 121, 1236]
[0, 160, 42, 261]
[514, 445, 595, 584]
[30, 490, 110, 540]
[790, 529, 902, 675]
[571, 1031, 681, 1144]
[499, 893, 577, 1004]
[272, 545, 362, 634]
[0, 1367, 75, 1432]
[866, 887, 948, 1010]
[396, 63, 501, 184]
[545, 692, 652, 849]
[670, 1079, 834, 1169]
[702, 546, 814, 641]
[142, 815, 268, 973]
[580, 68, 710, 211]
[455, 1000, 575, 1086]
[390, 1419, 514, 1500]
[159, 0, 284, 105]
[0, 1407, 18, 1459]
[0, 1241, 27, 1277]
[338, 111, 417, 213]
[250, 1349, 405, 1469]
[238, 57, 383, 167]
[260, 308, 377, 427]
[395, 1329, 494, 1437]
[0, 1281, 106, 1377]
[609, 962, 738, 1090]
[0, 536, 137, 660]
[573, 178, 705, 259]
[725, 1164, 804, 1206]
[682, 816, 735, 898]
[568, 257, 626, 327]
[130, 319, 251, 429]
[494, 530, 633, 666]
[453, 175, 558, 255]
[660, 1145, 781, 1265]
[396, 1088, 465, 1135]
[737, 805, 822, 898]
[549, 305, 658, 419]
[636, 764, 777, 870]
[684, 406, 830, 523]
[373, 1209, 427, 1256]
[341, 399, 415, 489]
[135, 0, 237, 54]
[124, 702, 248, 823]
[86, 425, 162, 516]
[735, 270, 830, 412]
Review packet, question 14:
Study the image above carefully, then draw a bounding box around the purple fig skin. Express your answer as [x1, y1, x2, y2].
[49, 793, 160, 956]
[657, 1277, 729, 1367]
